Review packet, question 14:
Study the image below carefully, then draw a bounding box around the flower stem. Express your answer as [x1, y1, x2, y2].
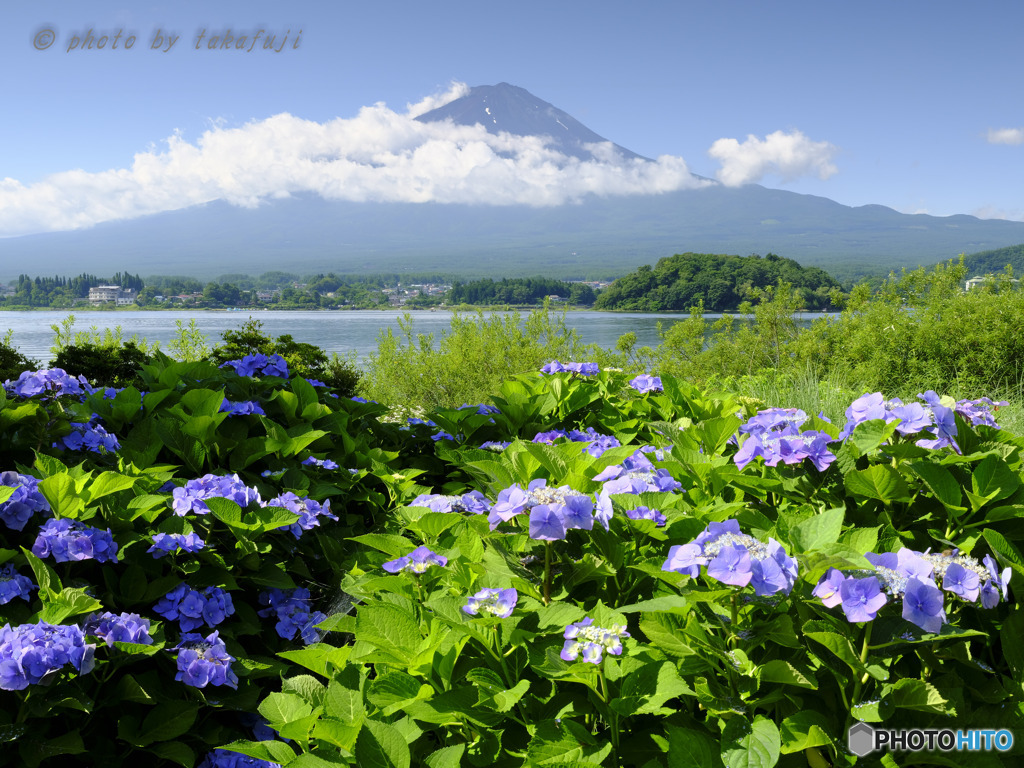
[543, 541, 552, 606]
[847, 621, 874, 726]
[598, 663, 621, 767]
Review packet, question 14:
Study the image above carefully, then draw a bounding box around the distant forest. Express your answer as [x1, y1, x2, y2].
[594, 253, 842, 312]
[446, 277, 596, 306]
[960, 244, 1024, 277]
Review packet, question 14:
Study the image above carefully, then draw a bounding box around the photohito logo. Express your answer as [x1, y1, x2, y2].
[847, 722, 1014, 756]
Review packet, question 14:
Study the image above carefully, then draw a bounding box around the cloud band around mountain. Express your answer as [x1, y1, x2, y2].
[707, 129, 839, 187]
[0, 84, 707, 238]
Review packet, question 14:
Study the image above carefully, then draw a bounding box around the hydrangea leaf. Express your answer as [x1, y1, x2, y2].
[843, 465, 911, 502]
[779, 711, 833, 754]
[355, 719, 412, 768]
[721, 715, 781, 768]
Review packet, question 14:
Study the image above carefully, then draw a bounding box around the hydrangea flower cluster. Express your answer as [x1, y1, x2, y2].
[0, 471, 51, 531]
[463, 588, 518, 618]
[560, 617, 630, 664]
[625, 506, 667, 527]
[32, 518, 118, 563]
[732, 407, 835, 472]
[265, 492, 337, 539]
[174, 631, 238, 689]
[301, 456, 339, 470]
[541, 361, 600, 376]
[480, 440, 511, 451]
[813, 547, 1011, 633]
[147, 532, 206, 558]
[594, 450, 683, 495]
[382, 546, 448, 574]
[0, 564, 35, 605]
[197, 749, 280, 768]
[82, 612, 153, 647]
[837, 391, 958, 450]
[172, 473, 262, 516]
[662, 520, 798, 596]
[955, 397, 1008, 429]
[154, 584, 235, 632]
[54, 417, 121, 454]
[4, 368, 89, 399]
[488, 479, 595, 541]
[739, 407, 810, 436]
[0, 621, 95, 690]
[459, 403, 500, 415]
[629, 374, 663, 394]
[220, 354, 289, 378]
[410, 491, 491, 514]
[532, 427, 621, 457]
[257, 588, 327, 645]
[219, 399, 266, 417]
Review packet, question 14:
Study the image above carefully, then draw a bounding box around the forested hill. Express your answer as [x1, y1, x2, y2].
[961, 244, 1024, 276]
[593, 253, 842, 312]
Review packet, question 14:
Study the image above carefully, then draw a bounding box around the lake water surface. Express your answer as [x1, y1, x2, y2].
[0, 309, 834, 364]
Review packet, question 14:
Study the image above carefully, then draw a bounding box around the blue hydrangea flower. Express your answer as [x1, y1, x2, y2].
[410, 491, 490, 515]
[734, 427, 836, 472]
[811, 567, 846, 608]
[32, 519, 118, 563]
[220, 354, 289, 378]
[739, 407, 808, 437]
[301, 456, 339, 470]
[662, 519, 798, 596]
[220, 399, 266, 417]
[480, 441, 510, 451]
[154, 584, 235, 632]
[172, 473, 262, 516]
[955, 397, 1007, 429]
[382, 546, 447, 574]
[462, 588, 518, 618]
[257, 588, 327, 645]
[489, 479, 595, 540]
[0, 564, 35, 605]
[595, 450, 683, 497]
[174, 630, 238, 689]
[838, 391, 959, 451]
[0, 471, 51, 532]
[4, 368, 89, 399]
[560, 617, 629, 664]
[198, 749, 281, 768]
[53, 416, 121, 455]
[540, 361, 599, 376]
[148, 532, 206, 558]
[624, 506, 667, 527]
[628, 374, 663, 394]
[0, 621, 95, 690]
[265, 492, 337, 539]
[839, 576, 888, 623]
[82, 612, 153, 647]
[902, 577, 947, 634]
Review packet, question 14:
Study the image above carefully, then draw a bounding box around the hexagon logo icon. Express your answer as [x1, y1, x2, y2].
[848, 722, 876, 757]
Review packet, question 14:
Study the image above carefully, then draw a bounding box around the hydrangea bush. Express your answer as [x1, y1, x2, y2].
[0, 356, 1022, 767]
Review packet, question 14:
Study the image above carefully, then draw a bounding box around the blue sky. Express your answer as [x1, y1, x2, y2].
[2, 0, 1022, 237]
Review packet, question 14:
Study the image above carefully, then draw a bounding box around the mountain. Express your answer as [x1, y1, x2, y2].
[2, 83, 1024, 284]
[414, 82, 649, 162]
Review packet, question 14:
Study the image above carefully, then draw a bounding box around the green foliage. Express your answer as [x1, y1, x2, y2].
[447, 277, 596, 306]
[52, 342, 153, 388]
[594, 253, 841, 312]
[0, 330, 38, 383]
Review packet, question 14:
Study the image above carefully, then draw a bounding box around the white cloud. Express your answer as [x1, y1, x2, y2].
[707, 129, 838, 186]
[986, 127, 1024, 146]
[0, 83, 706, 237]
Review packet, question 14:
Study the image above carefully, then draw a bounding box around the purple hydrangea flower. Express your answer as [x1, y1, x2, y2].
[480, 441, 510, 451]
[0, 621, 95, 690]
[258, 588, 327, 645]
[4, 368, 89, 399]
[301, 456, 339, 470]
[0, 564, 36, 605]
[839, 576, 888, 623]
[811, 568, 846, 608]
[662, 520, 797, 596]
[560, 617, 629, 664]
[154, 584, 235, 632]
[174, 630, 238, 689]
[382, 546, 448, 574]
[171, 473, 262, 516]
[955, 397, 1008, 429]
[53, 416, 121, 454]
[82, 612, 153, 647]
[147, 532, 206, 558]
[463, 588, 518, 618]
[734, 428, 836, 472]
[198, 749, 281, 768]
[625, 506, 667, 527]
[265, 492, 338, 539]
[32, 518, 118, 563]
[220, 354, 289, 378]
[739, 408, 808, 437]
[459, 403, 501, 415]
[628, 374, 663, 394]
[410, 491, 491, 515]
[902, 578, 947, 634]
[0, 471, 51, 532]
[220, 399, 266, 417]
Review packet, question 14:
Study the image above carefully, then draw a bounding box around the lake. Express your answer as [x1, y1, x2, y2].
[0, 309, 835, 364]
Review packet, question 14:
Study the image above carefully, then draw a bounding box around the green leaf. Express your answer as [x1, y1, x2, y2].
[844, 465, 911, 502]
[425, 744, 466, 768]
[885, 678, 953, 714]
[908, 462, 964, 509]
[789, 507, 845, 552]
[38, 472, 84, 518]
[982, 528, 1024, 579]
[84, 471, 138, 503]
[611, 661, 693, 716]
[349, 533, 416, 557]
[757, 660, 817, 689]
[721, 715, 781, 768]
[133, 701, 199, 747]
[20, 546, 61, 597]
[971, 454, 1020, 503]
[850, 419, 900, 456]
[258, 692, 314, 726]
[354, 719, 412, 768]
[779, 711, 833, 754]
[146, 742, 195, 768]
[355, 603, 421, 664]
[664, 724, 714, 768]
[324, 680, 365, 725]
[218, 741, 297, 765]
